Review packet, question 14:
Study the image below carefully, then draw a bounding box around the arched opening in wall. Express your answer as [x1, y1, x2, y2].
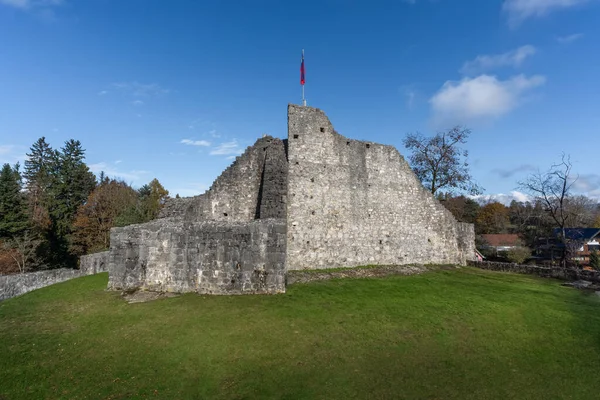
[320, 127, 325, 132]
[366, 144, 371, 149]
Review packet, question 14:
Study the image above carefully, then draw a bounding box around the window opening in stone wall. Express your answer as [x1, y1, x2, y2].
[320, 127, 325, 132]
[311, 211, 315, 215]
[366, 144, 371, 149]
[310, 178, 314, 182]
[347, 141, 350, 145]
[223, 213, 228, 217]
[293, 134, 299, 139]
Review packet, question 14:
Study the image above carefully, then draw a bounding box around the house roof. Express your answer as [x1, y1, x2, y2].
[552, 228, 600, 241]
[481, 234, 521, 247]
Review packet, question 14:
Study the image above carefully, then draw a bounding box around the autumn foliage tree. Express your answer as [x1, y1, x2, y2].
[476, 202, 510, 234]
[70, 179, 138, 255]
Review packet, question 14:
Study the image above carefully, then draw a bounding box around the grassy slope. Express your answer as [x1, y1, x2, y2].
[1, 268, 599, 399]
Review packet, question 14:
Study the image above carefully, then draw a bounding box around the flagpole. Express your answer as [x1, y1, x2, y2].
[302, 84, 306, 107]
[302, 49, 306, 107]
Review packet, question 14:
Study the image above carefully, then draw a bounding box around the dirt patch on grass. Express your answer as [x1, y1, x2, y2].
[287, 265, 428, 285]
[121, 290, 180, 304]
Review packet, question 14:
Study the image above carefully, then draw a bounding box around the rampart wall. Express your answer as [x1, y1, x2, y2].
[286, 104, 475, 270]
[107, 219, 286, 295]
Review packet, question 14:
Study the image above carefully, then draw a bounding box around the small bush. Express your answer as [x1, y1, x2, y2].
[507, 246, 531, 264]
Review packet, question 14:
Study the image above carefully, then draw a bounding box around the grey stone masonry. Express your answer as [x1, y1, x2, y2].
[286, 104, 475, 270]
[159, 137, 287, 222]
[107, 219, 286, 295]
[79, 251, 109, 275]
[1, 269, 85, 301]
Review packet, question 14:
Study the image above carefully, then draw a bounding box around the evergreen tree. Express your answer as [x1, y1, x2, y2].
[0, 163, 28, 239]
[52, 139, 96, 237]
[23, 137, 55, 232]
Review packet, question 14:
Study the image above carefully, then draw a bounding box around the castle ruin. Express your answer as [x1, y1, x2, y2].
[102, 105, 475, 294]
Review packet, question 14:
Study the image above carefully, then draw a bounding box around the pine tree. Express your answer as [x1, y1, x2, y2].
[23, 137, 55, 232]
[52, 139, 96, 237]
[0, 163, 28, 239]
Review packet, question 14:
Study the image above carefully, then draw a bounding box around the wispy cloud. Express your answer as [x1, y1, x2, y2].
[460, 45, 536, 75]
[430, 74, 546, 127]
[210, 141, 244, 156]
[111, 82, 169, 97]
[503, 0, 590, 27]
[557, 33, 584, 44]
[571, 174, 600, 198]
[88, 162, 149, 183]
[98, 90, 108, 96]
[131, 100, 144, 106]
[180, 139, 211, 147]
[470, 191, 532, 206]
[0, 0, 62, 9]
[492, 164, 537, 178]
[0, 144, 26, 165]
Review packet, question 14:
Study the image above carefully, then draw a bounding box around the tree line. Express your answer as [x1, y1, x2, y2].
[0, 137, 168, 274]
[405, 127, 600, 266]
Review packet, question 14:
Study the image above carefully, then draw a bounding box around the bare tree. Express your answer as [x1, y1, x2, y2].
[3, 231, 42, 273]
[403, 126, 481, 195]
[519, 155, 584, 267]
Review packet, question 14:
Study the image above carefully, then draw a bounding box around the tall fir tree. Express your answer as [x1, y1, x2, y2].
[0, 163, 28, 239]
[52, 139, 97, 237]
[23, 137, 55, 233]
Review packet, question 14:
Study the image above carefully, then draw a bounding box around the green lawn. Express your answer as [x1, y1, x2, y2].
[1, 268, 599, 399]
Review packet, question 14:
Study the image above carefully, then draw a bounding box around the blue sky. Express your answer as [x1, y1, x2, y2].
[1, 0, 599, 202]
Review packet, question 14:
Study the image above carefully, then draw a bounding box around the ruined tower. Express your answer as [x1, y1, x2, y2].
[99, 105, 475, 295]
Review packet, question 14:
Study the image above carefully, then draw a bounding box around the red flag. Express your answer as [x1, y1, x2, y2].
[300, 51, 305, 85]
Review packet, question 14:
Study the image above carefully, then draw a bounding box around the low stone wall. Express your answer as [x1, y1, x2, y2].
[107, 218, 286, 295]
[468, 260, 600, 283]
[80, 251, 109, 275]
[0, 269, 85, 301]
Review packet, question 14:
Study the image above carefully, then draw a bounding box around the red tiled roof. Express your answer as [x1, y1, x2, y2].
[481, 234, 521, 247]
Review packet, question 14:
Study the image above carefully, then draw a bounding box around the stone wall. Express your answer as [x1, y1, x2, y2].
[286, 104, 475, 270]
[79, 251, 109, 275]
[107, 219, 286, 295]
[468, 260, 600, 283]
[0, 269, 85, 301]
[159, 137, 287, 223]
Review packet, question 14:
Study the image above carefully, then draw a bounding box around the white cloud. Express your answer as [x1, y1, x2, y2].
[112, 82, 169, 97]
[460, 45, 536, 75]
[0, 0, 29, 8]
[557, 33, 584, 43]
[0, 144, 26, 165]
[0, 0, 62, 9]
[88, 162, 149, 182]
[503, 0, 589, 26]
[470, 191, 532, 206]
[430, 74, 546, 126]
[132, 100, 144, 106]
[210, 141, 244, 156]
[98, 90, 108, 96]
[180, 139, 211, 147]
